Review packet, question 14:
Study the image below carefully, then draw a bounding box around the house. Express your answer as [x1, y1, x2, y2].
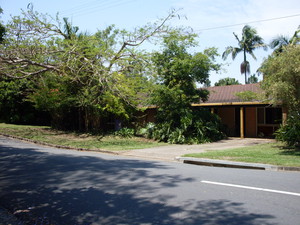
[141, 83, 286, 138]
[192, 83, 286, 138]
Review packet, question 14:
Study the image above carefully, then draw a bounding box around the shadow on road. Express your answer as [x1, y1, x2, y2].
[0, 140, 275, 224]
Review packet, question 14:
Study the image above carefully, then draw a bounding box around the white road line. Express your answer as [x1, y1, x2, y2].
[201, 180, 300, 197]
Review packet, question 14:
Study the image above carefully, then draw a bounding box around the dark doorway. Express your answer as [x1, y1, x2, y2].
[234, 107, 240, 137]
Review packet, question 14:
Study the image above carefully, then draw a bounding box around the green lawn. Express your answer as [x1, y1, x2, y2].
[183, 143, 300, 167]
[0, 123, 167, 151]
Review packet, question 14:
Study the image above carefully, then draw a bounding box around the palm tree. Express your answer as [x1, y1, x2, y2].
[222, 25, 267, 84]
[270, 26, 300, 53]
[62, 17, 79, 40]
[247, 74, 259, 84]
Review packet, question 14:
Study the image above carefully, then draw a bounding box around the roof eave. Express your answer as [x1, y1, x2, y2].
[192, 102, 269, 107]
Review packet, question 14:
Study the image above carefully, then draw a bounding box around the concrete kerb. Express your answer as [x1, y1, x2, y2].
[175, 157, 300, 172]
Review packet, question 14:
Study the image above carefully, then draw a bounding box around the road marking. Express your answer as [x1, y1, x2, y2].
[201, 180, 300, 197]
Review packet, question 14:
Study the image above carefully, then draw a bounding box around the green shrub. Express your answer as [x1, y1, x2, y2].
[275, 112, 300, 148]
[144, 109, 225, 144]
[136, 122, 155, 139]
[114, 127, 135, 138]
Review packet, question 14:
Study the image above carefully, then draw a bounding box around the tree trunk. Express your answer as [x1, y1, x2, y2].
[78, 108, 82, 131]
[244, 48, 247, 84]
[85, 108, 89, 132]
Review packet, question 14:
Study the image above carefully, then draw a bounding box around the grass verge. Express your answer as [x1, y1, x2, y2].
[183, 143, 300, 167]
[0, 123, 167, 151]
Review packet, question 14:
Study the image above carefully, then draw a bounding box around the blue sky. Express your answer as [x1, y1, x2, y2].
[1, 0, 300, 85]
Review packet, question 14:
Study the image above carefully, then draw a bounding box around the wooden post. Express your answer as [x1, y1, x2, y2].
[240, 107, 244, 138]
[282, 107, 288, 126]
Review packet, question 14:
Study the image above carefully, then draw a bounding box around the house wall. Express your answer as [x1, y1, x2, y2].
[257, 107, 282, 137]
[217, 107, 236, 136]
[137, 108, 156, 125]
[140, 105, 283, 139]
[146, 108, 156, 123]
[216, 106, 259, 138]
[220, 106, 282, 138]
[245, 107, 257, 137]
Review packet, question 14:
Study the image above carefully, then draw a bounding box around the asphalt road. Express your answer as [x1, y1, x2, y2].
[0, 136, 300, 225]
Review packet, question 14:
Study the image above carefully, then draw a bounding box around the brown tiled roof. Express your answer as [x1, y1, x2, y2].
[203, 83, 263, 103]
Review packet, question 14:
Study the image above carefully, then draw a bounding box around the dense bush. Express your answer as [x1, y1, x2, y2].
[114, 127, 135, 138]
[275, 112, 300, 148]
[142, 109, 225, 144]
[0, 78, 51, 125]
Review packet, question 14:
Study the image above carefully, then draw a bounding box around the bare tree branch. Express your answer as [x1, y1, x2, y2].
[107, 9, 177, 71]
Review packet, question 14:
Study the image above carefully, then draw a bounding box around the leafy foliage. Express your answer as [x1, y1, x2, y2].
[275, 112, 300, 148]
[247, 74, 259, 84]
[260, 45, 300, 111]
[0, 7, 178, 131]
[234, 91, 258, 101]
[214, 77, 241, 86]
[114, 127, 135, 138]
[145, 109, 225, 144]
[269, 26, 300, 54]
[136, 122, 155, 139]
[0, 77, 50, 124]
[261, 45, 300, 148]
[0, 7, 5, 43]
[150, 32, 224, 144]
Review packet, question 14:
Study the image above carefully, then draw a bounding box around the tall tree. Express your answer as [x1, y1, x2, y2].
[0, 7, 177, 131]
[261, 45, 300, 112]
[150, 32, 224, 144]
[222, 25, 267, 84]
[247, 74, 259, 84]
[270, 26, 300, 54]
[0, 7, 5, 43]
[61, 17, 79, 40]
[260, 45, 300, 147]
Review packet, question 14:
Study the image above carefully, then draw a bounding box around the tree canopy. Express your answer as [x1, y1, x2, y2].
[214, 77, 241, 86]
[0, 7, 5, 43]
[260, 45, 300, 147]
[149, 32, 224, 144]
[247, 74, 259, 84]
[0, 7, 224, 143]
[0, 7, 178, 130]
[260, 45, 300, 112]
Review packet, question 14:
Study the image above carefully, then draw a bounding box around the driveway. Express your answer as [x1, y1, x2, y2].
[119, 138, 275, 161]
